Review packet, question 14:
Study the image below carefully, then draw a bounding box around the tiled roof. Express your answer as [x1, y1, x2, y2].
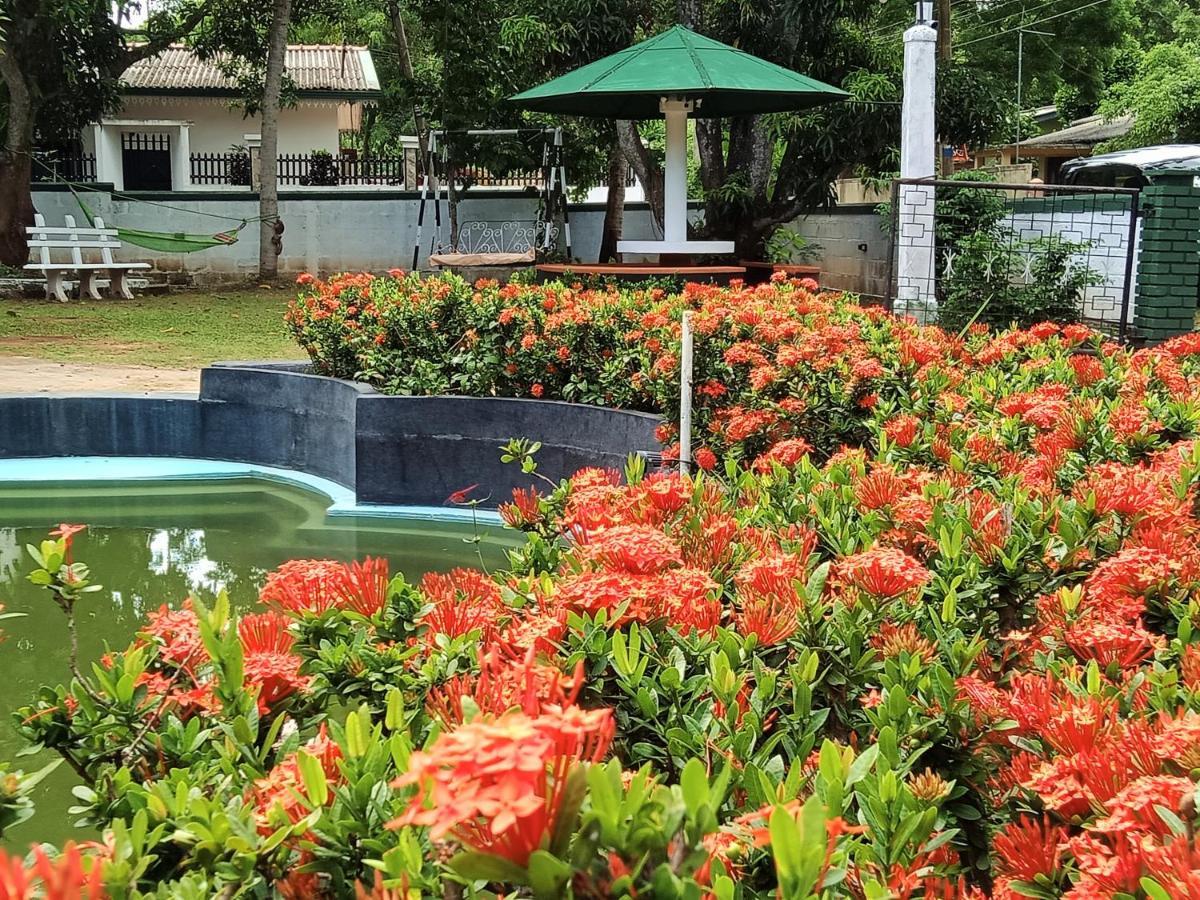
[121, 45, 380, 96]
[1019, 114, 1133, 149]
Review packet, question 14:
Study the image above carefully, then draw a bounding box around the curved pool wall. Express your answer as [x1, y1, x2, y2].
[0, 362, 662, 508]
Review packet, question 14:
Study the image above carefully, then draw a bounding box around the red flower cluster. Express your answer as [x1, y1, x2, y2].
[259, 557, 389, 618]
[140, 600, 309, 717]
[389, 706, 614, 866]
[0, 843, 103, 900]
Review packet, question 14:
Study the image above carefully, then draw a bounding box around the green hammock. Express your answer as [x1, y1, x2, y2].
[72, 189, 248, 253]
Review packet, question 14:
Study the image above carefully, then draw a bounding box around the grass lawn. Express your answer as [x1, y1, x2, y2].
[0, 288, 305, 368]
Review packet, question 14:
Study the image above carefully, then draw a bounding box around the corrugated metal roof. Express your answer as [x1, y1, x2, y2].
[1019, 114, 1133, 149]
[121, 45, 381, 96]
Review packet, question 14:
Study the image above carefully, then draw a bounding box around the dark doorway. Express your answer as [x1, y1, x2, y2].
[122, 132, 172, 191]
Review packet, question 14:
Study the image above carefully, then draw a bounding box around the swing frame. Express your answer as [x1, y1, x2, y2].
[410, 126, 572, 271]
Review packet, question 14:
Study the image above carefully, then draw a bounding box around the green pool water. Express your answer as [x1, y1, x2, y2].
[0, 476, 515, 847]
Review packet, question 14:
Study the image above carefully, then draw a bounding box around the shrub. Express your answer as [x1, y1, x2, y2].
[300, 149, 340, 187]
[288, 272, 915, 461]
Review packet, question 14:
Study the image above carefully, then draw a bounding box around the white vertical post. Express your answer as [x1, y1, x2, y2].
[679, 310, 694, 474]
[660, 97, 693, 244]
[173, 123, 192, 191]
[94, 125, 124, 190]
[897, 15, 938, 321]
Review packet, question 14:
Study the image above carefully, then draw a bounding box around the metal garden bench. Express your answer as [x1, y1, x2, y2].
[25, 214, 150, 302]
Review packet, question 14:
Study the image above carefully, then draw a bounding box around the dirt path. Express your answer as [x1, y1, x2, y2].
[0, 356, 200, 394]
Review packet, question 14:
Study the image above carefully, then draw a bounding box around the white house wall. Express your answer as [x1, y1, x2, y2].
[94, 96, 343, 156]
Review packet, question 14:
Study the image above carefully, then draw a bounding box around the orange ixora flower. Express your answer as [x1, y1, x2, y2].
[0, 842, 105, 900]
[250, 724, 343, 834]
[389, 706, 614, 867]
[143, 599, 206, 672]
[499, 487, 544, 529]
[238, 612, 310, 714]
[50, 523, 86, 563]
[426, 647, 584, 727]
[259, 557, 389, 618]
[751, 437, 813, 473]
[417, 568, 505, 643]
[575, 524, 684, 574]
[836, 547, 931, 602]
[992, 816, 1066, 883]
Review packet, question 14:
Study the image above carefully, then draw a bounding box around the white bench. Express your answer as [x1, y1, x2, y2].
[25, 214, 150, 302]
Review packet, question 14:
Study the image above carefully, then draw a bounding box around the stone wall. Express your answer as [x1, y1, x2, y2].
[0, 363, 661, 508]
[782, 206, 890, 299]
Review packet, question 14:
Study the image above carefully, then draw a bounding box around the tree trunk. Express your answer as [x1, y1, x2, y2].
[616, 121, 664, 232]
[0, 39, 36, 267]
[598, 140, 626, 262]
[361, 106, 377, 159]
[387, 1, 431, 167]
[258, 0, 292, 280]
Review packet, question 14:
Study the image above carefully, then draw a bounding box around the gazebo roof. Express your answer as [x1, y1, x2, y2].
[510, 25, 847, 119]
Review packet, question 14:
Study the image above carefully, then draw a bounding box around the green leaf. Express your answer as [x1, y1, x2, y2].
[845, 743, 879, 787]
[805, 562, 830, 602]
[549, 764, 587, 858]
[1153, 803, 1188, 837]
[296, 749, 328, 807]
[385, 687, 405, 731]
[527, 850, 571, 900]
[448, 851, 529, 885]
[680, 757, 709, 817]
[1140, 878, 1172, 900]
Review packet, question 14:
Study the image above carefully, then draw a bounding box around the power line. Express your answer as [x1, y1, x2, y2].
[958, 0, 1112, 46]
[863, 0, 1078, 46]
[860, 0, 1024, 43]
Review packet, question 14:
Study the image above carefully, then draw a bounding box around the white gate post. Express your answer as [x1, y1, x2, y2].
[897, 8, 938, 322]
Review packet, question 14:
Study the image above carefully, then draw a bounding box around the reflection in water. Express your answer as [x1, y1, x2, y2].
[0, 477, 515, 846]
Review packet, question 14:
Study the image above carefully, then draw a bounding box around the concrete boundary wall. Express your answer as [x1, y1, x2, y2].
[30, 185, 677, 278]
[780, 205, 890, 299]
[33, 185, 889, 294]
[0, 363, 662, 508]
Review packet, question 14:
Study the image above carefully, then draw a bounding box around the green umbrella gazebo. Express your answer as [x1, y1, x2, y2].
[511, 25, 848, 259]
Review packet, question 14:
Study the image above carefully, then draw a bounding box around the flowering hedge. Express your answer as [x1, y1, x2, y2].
[288, 271, 914, 463]
[9, 309, 1200, 896]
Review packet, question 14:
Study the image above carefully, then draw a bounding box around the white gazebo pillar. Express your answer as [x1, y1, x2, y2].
[616, 96, 733, 257]
[661, 97, 692, 244]
[897, 17, 937, 321]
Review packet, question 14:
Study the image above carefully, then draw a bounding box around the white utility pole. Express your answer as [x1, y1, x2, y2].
[897, 0, 938, 322]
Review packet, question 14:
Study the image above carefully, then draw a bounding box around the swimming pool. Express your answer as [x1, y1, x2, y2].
[0, 467, 516, 845]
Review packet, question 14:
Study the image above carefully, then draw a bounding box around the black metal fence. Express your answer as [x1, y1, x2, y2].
[31, 152, 96, 183]
[885, 177, 1141, 342]
[190, 152, 251, 186]
[188, 150, 421, 188]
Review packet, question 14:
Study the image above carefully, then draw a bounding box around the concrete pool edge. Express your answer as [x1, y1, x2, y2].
[0, 362, 662, 508]
[0, 457, 503, 524]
